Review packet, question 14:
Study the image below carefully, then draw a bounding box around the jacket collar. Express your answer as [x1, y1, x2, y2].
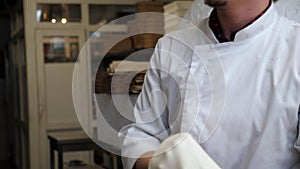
[200, 2, 279, 43]
[209, 1, 271, 43]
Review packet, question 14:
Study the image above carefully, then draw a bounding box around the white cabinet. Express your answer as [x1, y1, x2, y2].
[36, 30, 86, 130]
[36, 29, 91, 169]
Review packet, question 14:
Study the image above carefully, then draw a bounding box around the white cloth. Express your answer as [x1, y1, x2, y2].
[120, 3, 300, 169]
[148, 133, 221, 169]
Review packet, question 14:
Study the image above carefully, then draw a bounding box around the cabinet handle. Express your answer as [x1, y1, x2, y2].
[39, 104, 45, 118]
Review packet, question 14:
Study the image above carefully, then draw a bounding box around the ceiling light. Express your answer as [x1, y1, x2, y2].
[61, 18, 67, 24]
[51, 18, 56, 24]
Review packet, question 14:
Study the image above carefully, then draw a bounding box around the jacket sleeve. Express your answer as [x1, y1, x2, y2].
[119, 39, 171, 169]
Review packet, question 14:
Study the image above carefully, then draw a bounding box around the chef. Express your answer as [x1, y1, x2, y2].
[119, 0, 300, 168]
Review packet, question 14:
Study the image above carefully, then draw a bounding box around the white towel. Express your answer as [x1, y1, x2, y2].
[149, 133, 221, 169]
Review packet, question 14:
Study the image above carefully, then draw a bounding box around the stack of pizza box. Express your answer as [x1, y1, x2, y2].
[163, 1, 193, 33]
[131, 1, 164, 49]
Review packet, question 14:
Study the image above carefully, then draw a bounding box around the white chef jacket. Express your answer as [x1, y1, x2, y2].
[275, 0, 300, 23]
[120, 3, 300, 169]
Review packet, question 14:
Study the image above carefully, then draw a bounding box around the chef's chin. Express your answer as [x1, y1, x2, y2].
[205, 0, 227, 7]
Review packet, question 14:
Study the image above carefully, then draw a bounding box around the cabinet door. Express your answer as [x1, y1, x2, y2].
[36, 30, 87, 130]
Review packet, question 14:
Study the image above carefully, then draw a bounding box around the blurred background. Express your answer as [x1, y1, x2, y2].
[0, 0, 199, 169]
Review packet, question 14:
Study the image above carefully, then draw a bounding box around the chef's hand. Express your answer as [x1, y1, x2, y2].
[134, 151, 155, 169]
[148, 133, 221, 169]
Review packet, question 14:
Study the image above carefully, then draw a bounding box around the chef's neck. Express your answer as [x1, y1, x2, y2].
[216, 0, 270, 40]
